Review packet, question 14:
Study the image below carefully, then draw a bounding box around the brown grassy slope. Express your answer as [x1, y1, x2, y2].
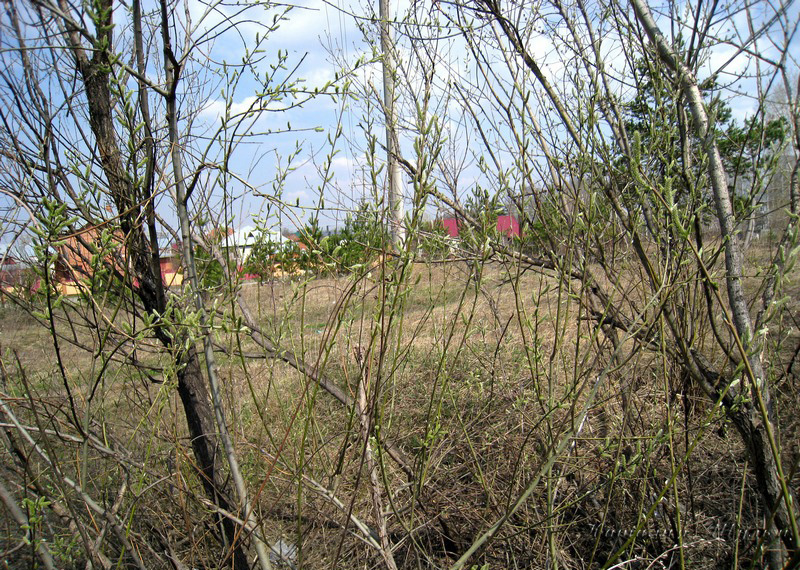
[0, 247, 797, 568]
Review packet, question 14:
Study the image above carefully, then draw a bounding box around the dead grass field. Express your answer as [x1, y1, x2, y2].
[0, 247, 798, 568]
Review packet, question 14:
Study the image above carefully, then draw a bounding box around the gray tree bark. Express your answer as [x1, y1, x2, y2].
[56, 0, 253, 566]
[629, 1, 799, 566]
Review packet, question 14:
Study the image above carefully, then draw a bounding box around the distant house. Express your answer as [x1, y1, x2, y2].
[441, 215, 521, 239]
[158, 244, 183, 288]
[281, 229, 309, 250]
[54, 226, 127, 295]
[0, 256, 32, 293]
[496, 215, 521, 238]
[229, 225, 285, 261]
[204, 225, 287, 264]
[55, 226, 182, 295]
[442, 218, 460, 238]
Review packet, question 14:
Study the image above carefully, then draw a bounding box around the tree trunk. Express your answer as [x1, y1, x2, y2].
[630, 1, 799, 564]
[177, 346, 251, 569]
[56, 2, 252, 565]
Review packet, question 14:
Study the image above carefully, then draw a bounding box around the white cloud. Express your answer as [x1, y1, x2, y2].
[199, 95, 291, 124]
[285, 188, 313, 207]
[186, 0, 310, 62]
[200, 95, 257, 120]
[269, 0, 341, 49]
[331, 155, 359, 170]
[306, 65, 337, 87]
[702, 46, 751, 80]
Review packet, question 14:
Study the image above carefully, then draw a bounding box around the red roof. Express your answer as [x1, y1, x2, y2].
[440, 215, 520, 238]
[442, 218, 460, 238]
[496, 215, 520, 238]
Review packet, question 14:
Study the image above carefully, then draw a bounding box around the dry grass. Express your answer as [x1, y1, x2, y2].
[0, 248, 798, 568]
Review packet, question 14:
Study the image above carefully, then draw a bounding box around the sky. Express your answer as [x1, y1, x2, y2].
[180, 0, 799, 233]
[180, 0, 565, 233]
[0, 0, 798, 255]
